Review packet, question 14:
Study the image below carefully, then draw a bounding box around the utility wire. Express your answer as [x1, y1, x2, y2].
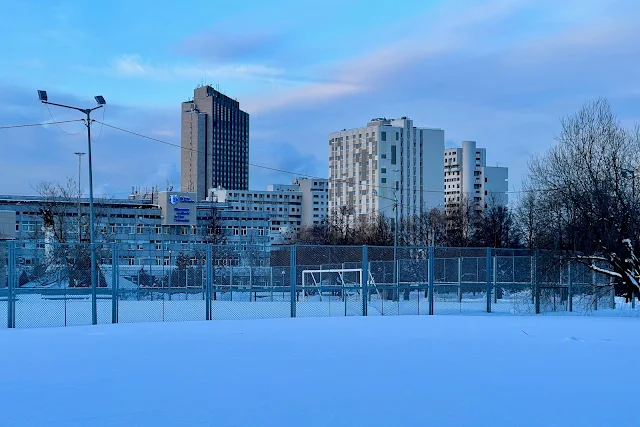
[91, 106, 106, 143]
[0, 119, 85, 130]
[94, 120, 565, 197]
[0, 119, 568, 197]
[45, 103, 86, 136]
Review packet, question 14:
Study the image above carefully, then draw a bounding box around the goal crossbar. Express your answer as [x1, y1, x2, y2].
[301, 268, 363, 302]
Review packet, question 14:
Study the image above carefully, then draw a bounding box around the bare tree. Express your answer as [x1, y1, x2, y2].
[472, 196, 518, 248]
[30, 178, 112, 287]
[198, 204, 227, 245]
[526, 98, 640, 300]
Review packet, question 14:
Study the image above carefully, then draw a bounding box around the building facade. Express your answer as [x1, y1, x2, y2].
[0, 210, 14, 240]
[328, 117, 444, 220]
[444, 140, 508, 212]
[210, 178, 328, 244]
[292, 178, 328, 226]
[211, 185, 302, 244]
[181, 85, 250, 200]
[0, 192, 270, 267]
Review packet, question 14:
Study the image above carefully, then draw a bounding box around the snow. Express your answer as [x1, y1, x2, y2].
[1, 289, 639, 329]
[1, 316, 639, 427]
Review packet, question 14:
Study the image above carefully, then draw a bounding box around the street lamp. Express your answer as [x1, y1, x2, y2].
[372, 188, 399, 289]
[38, 90, 106, 325]
[74, 152, 85, 241]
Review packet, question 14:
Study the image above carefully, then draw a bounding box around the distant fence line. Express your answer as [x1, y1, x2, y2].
[0, 242, 637, 329]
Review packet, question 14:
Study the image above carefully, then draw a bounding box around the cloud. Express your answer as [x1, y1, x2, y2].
[109, 54, 284, 82]
[242, 0, 640, 194]
[176, 28, 285, 63]
[249, 141, 324, 188]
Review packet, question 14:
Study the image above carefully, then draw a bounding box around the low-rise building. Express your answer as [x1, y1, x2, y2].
[210, 178, 329, 244]
[0, 191, 270, 267]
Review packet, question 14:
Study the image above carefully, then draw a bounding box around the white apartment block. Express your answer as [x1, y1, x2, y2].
[210, 178, 328, 244]
[328, 117, 444, 220]
[444, 140, 508, 212]
[291, 178, 328, 226]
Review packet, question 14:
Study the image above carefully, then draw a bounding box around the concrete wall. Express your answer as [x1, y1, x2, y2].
[483, 166, 509, 206]
[0, 210, 15, 240]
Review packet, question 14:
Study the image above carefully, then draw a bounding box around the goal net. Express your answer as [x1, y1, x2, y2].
[301, 268, 363, 301]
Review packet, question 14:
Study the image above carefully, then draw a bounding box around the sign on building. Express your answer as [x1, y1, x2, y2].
[159, 192, 197, 226]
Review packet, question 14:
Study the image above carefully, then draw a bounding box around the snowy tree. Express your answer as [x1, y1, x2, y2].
[526, 99, 640, 300]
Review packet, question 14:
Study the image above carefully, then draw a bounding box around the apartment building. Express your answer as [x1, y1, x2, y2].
[291, 178, 328, 226]
[444, 140, 508, 212]
[328, 117, 444, 220]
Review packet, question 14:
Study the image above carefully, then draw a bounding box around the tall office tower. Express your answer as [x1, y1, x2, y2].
[444, 140, 508, 213]
[328, 117, 444, 221]
[181, 85, 249, 200]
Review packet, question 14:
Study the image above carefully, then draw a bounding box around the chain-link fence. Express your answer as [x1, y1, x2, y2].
[1, 242, 638, 328]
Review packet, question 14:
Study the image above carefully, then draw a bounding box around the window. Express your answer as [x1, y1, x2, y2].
[381, 178, 387, 183]
[381, 132, 386, 142]
[381, 168, 386, 173]
[391, 145, 397, 165]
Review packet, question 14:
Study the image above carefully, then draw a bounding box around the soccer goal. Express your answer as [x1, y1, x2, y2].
[301, 268, 363, 301]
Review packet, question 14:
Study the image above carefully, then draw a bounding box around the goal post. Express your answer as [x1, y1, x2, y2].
[301, 268, 363, 301]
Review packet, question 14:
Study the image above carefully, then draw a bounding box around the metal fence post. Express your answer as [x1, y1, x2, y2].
[492, 255, 498, 304]
[111, 243, 118, 324]
[457, 256, 462, 303]
[362, 245, 368, 316]
[531, 250, 540, 314]
[428, 246, 434, 315]
[290, 245, 296, 318]
[91, 242, 97, 325]
[7, 241, 15, 328]
[592, 270, 597, 311]
[486, 248, 492, 313]
[206, 245, 212, 321]
[610, 286, 615, 310]
[568, 261, 573, 312]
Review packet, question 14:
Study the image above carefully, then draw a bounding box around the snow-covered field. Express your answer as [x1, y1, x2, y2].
[0, 315, 638, 427]
[1, 289, 638, 329]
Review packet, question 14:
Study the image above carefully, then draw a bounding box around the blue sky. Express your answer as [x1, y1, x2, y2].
[1, 0, 640, 199]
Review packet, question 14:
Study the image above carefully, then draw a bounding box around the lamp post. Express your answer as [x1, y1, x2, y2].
[372, 188, 399, 292]
[74, 152, 85, 242]
[38, 91, 106, 325]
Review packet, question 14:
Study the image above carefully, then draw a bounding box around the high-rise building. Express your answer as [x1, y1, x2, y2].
[328, 117, 444, 220]
[181, 85, 249, 201]
[444, 140, 508, 213]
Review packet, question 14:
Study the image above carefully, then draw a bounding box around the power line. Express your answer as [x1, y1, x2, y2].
[93, 120, 561, 197]
[45, 103, 86, 136]
[93, 120, 442, 194]
[0, 119, 85, 130]
[91, 105, 107, 143]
